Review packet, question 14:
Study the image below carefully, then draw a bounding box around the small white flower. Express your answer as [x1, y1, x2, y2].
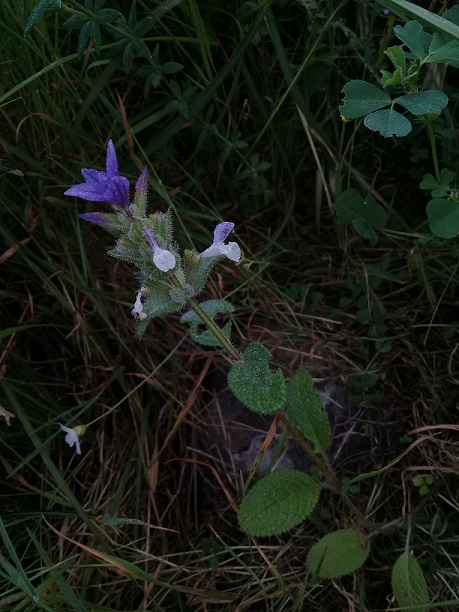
[200, 221, 241, 262]
[131, 287, 147, 320]
[59, 423, 81, 455]
[143, 228, 176, 272]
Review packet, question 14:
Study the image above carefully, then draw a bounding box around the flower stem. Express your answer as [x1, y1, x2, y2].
[181, 285, 341, 490]
[426, 117, 440, 182]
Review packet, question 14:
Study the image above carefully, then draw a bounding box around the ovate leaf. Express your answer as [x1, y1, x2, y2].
[395, 90, 448, 116]
[427, 198, 459, 238]
[340, 80, 391, 119]
[306, 529, 370, 579]
[392, 551, 430, 612]
[394, 21, 432, 59]
[364, 109, 412, 137]
[333, 188, 388, 230]
[238, 470, 320, 536]
[425, 39, 459, 63]
[228, 343, 286, 415]
[286, 370, 330, 454]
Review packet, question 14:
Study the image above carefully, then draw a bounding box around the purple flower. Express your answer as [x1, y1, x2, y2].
[200, 222, 241, 262]
[78, 212, 113, 227]
[64, 140, 130, 210]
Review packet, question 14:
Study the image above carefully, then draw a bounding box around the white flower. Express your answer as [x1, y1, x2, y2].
[143, 228, 176, 272]
[200, 221, 241, 262]
[59, 423, 81, 455]
[131, 287, 147, 320]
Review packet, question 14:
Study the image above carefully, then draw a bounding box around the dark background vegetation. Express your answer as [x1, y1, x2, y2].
[1, 0, 458, 609]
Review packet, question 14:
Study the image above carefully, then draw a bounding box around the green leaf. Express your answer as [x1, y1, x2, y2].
[286, 370, 330, 454]
[446, 5, 459, 28]
[394, 21, 432, 59]
[425, 39, 459, 63]
[24, 0, 61, 36]
[380, 68, 406, 87]
[306, 529, 370, 579]
[333, 189, 388, 230]
[351, 219, 379, 245]
[180, 299, 234, 347]
[385, 45, 407, 72]
[382, 45, 407, 84]
[364, 109, 412, 137]
[97, 8, 120, 24]
[339, 80, 391, 119]
[227, 343, 286, 415]
[427, 198, 459, 238]
[238, 470, 320, 536]
[395, 90, 448, 116]
[392, 551, 430, 612]
[420, 169, 455, 197]
[134, 291, 182, 339]
[374, 1, 459, 45]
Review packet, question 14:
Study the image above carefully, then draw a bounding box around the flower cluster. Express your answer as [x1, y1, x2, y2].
[65, 140, 241, 337]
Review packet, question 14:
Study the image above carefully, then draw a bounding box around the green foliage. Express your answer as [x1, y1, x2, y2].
[306, 529, 370, 579]
[227, 343, 286, 415]
[340, 19, 453, 137]
[286, 370, 330, 454]
[395, 91, 448, 116]
[238, 470, 320, 537]
[333, 188, 388, 244]
[24, 0, 61, 36]
[393, 20, 432, 59]
[412, 474, 434, 495]
[340, 80, 391, 120]
[420, 169, 456, 197]
[180, 299, 234, 347]
[106, 1, 152, 72]
[138, 45, 183, 95]
[64, 0, 120, 56]
[7, 0, 459, 607]
[364, 108, 412, 137]
[426, 198, 459, 238]
[392, 551, 431, 612]
[134, 292, 181, 339]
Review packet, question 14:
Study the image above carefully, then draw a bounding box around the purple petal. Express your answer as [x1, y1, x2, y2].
[81, 168, 107, 185]
[105, 140, 119, 178]
[135, 166, 148, 197]
[65, 182, 109, 202]
[213, 222, 234, 245]
[143, 227, 158, 251]
[78, 212, 112, 226]
[105, 175, 130, 210]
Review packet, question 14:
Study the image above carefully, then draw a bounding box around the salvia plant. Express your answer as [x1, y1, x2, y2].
[63, 140, 433, 608]
[339, 3, 459, 240]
